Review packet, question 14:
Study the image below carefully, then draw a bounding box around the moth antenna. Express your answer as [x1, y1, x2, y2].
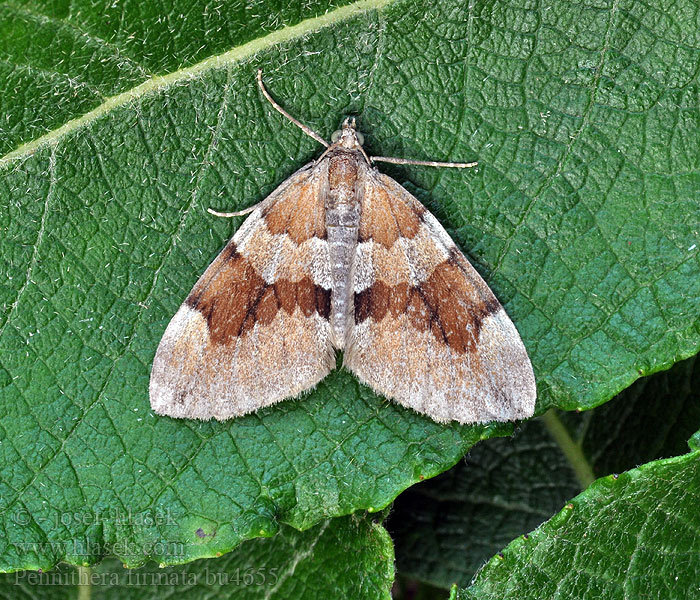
[371, 156, 478, 169]
[257, 69, 330, 148]
[207, 203, 260, 218]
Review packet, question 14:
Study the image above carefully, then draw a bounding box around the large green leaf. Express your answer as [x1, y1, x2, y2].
[0, 515, 393, 599]
[1, 0, 699, 574]
[458, 443, 700, 599]
[390, 355, 700, 590]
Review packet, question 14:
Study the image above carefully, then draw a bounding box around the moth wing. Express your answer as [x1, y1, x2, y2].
[150, 163, 335, 420]
[344, 171, 536, 424]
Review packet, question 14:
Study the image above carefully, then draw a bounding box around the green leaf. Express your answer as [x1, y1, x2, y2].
[0, 515, 394, 599]
[1, 0, 699, 574]
[0, 0, 359, 156]
[458, 447, 700, 599]
[389, 417, 583, 590]
[558, 355, 700, 477]
[390, 355, 700, 590]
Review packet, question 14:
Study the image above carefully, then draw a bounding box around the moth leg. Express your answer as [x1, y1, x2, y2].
[207, 203, 261, 218]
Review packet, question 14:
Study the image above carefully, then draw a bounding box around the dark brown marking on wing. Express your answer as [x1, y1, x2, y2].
[255, 286, 279, 327]
[354, 280, 390, 324]
[274, 279, 297, 314]
[353, 258, 502, 354]
[186, 250, 330, 345]
[220, 242, 240, 262]
[296, 276, 318, 317]
[354, 287, 371, 324]
[316, 284, 332, 320]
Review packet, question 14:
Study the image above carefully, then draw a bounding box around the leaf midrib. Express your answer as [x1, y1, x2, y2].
[0, 0, 396, 167]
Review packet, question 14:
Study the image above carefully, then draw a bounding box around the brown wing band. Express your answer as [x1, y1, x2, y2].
[262, 178, 327, 242]
[186, 243, 330, 345]
[354, 259, 500, 354]
[357, 180, 426, 247]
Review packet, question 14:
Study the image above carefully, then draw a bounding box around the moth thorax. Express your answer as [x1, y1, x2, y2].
[327, 154, 361, 208]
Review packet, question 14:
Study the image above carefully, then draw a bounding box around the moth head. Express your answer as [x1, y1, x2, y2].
[331, 117, 364, 149]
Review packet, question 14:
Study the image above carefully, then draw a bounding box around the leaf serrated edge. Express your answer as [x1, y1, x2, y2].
[461, 446, 700, 597]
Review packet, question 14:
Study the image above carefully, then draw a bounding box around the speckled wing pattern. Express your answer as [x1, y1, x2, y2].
[150, 163, 335, 419]
[344, 170, 536, 424]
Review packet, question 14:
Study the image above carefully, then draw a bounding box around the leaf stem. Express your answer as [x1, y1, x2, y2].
[541, 409, 596, 489]
[77, 566, 92, 600]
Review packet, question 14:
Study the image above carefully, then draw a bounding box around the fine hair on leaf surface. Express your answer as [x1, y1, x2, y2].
[0, 0, 699, 598]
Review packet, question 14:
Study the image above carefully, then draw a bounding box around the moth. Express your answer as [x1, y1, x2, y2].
[149, 70, 536, 424]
